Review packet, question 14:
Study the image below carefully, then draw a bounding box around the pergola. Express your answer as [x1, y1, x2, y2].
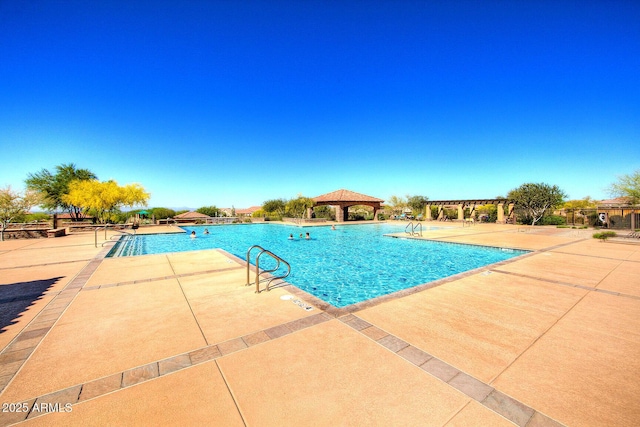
[425, 199, 515, 223]
[311, 189, 384, 222]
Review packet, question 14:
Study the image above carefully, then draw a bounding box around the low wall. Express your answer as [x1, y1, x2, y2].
[1, 229, 49, 239]
[67, 225, 103, 233]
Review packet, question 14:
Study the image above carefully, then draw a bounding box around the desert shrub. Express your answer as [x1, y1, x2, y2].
[540, 215, 566, 225]
[593, 231, 616, 241]
[430, 206, 438, 220]
[348, 213, 366, 221]
[444, 208, 457, 220]
[477, 205, 498, 223]
[24, 213, 50, 222]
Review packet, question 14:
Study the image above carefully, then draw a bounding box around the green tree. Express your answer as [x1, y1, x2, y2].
[313, 205, 335, 220]
[608, 170, 640, 205]
[63, 180, 150, 223]
[25, 163, 97, 220]
[286, 196, 315, 219]
[262, 199, 287, 217]
[407, 195, 429, 216]
[150, 207, 177, 220]
[507, 183, 567, 226]
[563, 197, 597, 210]
[0, 186, 41, 241]
[197, 206, 221, 217]
[387, 195, 407, 216]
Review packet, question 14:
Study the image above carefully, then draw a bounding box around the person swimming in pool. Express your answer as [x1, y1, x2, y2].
[288, 234, 294, 240]
[204, 228, 210, 234]
[305, 232, 310, 240]
[190, 231, 196, 238]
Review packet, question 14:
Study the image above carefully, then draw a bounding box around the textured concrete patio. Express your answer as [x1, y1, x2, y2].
[1, 223, 638, 426]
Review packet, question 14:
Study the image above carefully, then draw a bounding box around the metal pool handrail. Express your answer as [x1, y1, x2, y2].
[95, 224, 111, 247]
[404, 222, 423, 237]
[245, 245, 291, 293]
[95, 224, 136, 247]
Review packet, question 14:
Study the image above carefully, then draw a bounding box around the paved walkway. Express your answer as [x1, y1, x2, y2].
[0, 224, 639, 426]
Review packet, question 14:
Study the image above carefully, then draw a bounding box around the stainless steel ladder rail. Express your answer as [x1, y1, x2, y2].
[94, 224, 116, 247]
[405, 222, 413, 235]
[412, 222, 423, 236]
[404, 222, 423, 237]
[96, 224, 136, 247]
[101, 228, 136, 248]
[245, 245, 291, 293]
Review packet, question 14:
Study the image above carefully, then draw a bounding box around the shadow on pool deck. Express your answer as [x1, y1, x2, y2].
[0, 224, 639, 426]
[0, 278, 62, 332]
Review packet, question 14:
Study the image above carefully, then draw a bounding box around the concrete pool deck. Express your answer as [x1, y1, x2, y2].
[0, 223, 638, 426]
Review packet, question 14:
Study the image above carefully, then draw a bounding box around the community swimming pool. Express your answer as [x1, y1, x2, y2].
[108, 223, 528, 308]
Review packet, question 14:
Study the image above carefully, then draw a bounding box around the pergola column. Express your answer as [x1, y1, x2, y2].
[469, 203, 477, 220]
[497, 203, 505, 223]
[306, 207, 313, 219]
[508, 203, 515, 223]
[437, 205, 444, 221]
[373, 204, 380, 221]
[425, 204, 432, 220]
[457, 204, 464, 221]
[335, 205, 345, 222]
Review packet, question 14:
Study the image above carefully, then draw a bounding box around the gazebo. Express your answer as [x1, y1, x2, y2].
[311, 189, 384, 222]
[172, 211, 212, 224]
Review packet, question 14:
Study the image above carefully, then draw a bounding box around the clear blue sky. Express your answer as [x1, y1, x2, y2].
[1, 0, 638, 209]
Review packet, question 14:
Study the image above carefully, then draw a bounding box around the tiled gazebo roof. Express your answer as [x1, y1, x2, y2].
[236, 206, 262, 215]
[598, 197, 634, 207]
[173, 211, 212, 219]
[313, 189, 384, 203]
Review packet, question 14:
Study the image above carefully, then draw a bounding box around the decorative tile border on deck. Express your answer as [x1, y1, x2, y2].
[0, 312, 333, 425]
[338, 314, 566, 427]
[0, 247, 111, 396]
[493, 269, 640, 300]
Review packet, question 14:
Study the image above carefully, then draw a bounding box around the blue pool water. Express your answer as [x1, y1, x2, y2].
[108, 223, 528, 308]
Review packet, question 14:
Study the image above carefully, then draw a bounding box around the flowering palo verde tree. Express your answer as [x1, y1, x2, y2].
[63, 180, 150, 224]
[0, 186, 41, 241]
[507, 182, 567, 226]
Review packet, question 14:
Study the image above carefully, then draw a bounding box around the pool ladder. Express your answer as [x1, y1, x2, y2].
[95, 224, 136, 248]
[245, 245, 291, 293]
[405, 222, 423, 237]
